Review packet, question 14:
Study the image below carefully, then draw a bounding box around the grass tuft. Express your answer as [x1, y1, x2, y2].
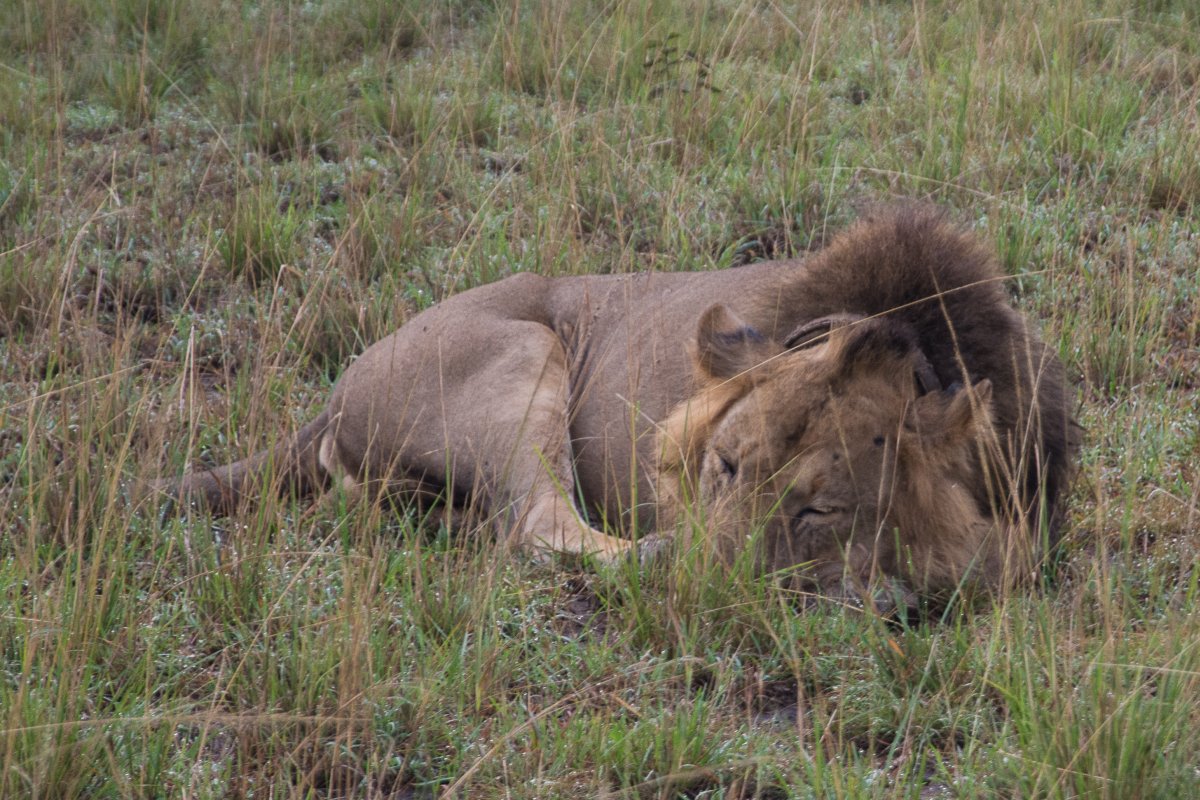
[216, 181, 305, 288]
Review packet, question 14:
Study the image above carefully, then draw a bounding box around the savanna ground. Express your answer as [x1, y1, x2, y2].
[1, 0, 1199, 797]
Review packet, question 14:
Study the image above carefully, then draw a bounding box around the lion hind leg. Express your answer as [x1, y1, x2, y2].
[316, 425, 467, 531]
[322, 320, 633, 562]
[317, 426, 365, 503]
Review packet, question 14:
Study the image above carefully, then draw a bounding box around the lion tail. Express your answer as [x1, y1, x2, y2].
[153, 410, 332, 516]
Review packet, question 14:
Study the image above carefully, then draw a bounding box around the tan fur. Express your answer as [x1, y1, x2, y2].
[657, 376, 754, 497]
[161, 206, 1078, 599]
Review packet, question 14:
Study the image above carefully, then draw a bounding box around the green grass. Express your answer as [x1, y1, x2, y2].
[2, 0, 1199, 796]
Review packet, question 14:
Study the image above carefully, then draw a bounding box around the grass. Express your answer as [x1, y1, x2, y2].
[2, 0, 1199, 796]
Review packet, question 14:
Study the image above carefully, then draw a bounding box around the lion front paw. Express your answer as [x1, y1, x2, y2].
[634, 533, 675, 567]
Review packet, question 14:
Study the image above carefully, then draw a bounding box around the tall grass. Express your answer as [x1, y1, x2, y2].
[2, 0, 1198, 796]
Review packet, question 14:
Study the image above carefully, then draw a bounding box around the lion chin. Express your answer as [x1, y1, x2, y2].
[156, 205, 1078, 606]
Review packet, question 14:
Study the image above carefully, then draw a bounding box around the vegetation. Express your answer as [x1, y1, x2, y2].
[2, 0, 1198, 796]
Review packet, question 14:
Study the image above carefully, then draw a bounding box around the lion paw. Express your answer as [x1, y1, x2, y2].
[634, 533, 675, 567]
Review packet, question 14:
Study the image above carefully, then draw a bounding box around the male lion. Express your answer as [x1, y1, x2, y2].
[163, 207, 1077, 600]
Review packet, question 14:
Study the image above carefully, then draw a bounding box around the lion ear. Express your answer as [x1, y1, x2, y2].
[826, 318, 921, 388]
[693, 304, 783, 381]
[908, 379, 994, 449]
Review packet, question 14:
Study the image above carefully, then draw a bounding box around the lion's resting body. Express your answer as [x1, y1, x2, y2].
[171, 208, 1077, 598]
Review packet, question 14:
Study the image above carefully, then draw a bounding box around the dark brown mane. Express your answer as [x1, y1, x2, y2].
[778, 206, 1079, 539]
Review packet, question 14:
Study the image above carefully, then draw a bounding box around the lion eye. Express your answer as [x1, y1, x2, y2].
[717, 453, 738, 479]
[797, 505, 837, 519]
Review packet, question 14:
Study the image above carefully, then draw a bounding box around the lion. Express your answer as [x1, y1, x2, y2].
[161, 206, 1077, 601]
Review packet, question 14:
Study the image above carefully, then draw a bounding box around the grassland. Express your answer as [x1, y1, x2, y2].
[1, 0, 1199, 797]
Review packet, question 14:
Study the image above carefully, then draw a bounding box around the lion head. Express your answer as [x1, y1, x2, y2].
[657, 304, 1029, 603]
